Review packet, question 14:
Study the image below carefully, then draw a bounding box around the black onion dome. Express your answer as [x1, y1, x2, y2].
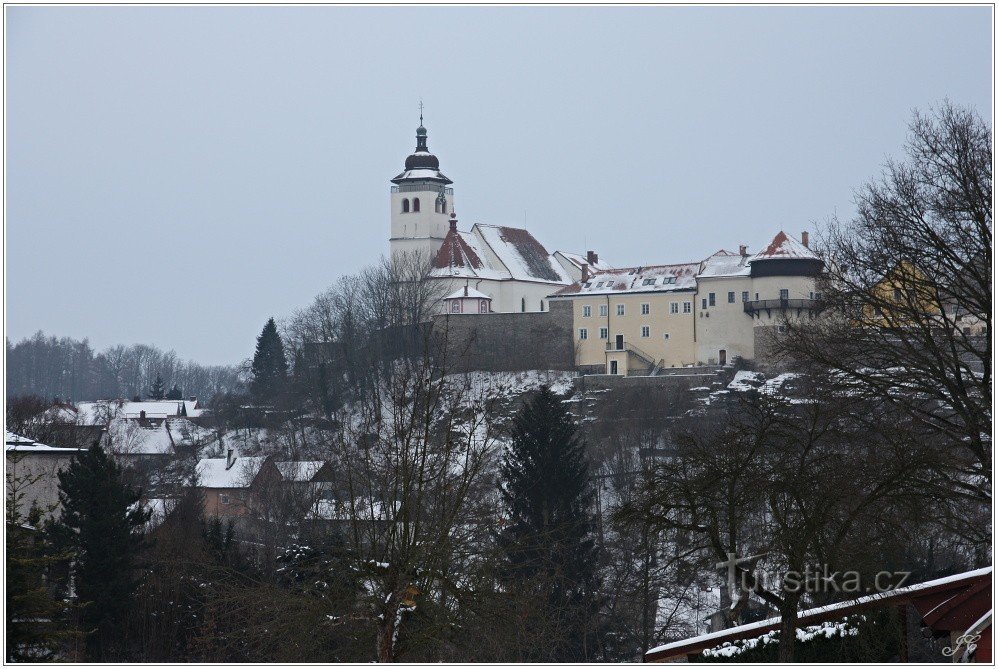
[392, 123, 452, 184]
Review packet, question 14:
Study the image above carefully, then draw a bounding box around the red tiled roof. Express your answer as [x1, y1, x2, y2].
[431, 227, 484, 270]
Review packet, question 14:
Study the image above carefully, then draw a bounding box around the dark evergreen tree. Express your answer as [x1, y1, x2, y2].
[6, 463, 77, 661]
[54, 445, 150, 660]
[499, 386, 601, 661]
[165, 384, 183, 400]
[250, 317, 289, 405]
[147, 374, 166, 400]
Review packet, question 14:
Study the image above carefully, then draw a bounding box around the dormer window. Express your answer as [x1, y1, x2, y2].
[596, 282, 605, 288]
[642, 278, 656, 286]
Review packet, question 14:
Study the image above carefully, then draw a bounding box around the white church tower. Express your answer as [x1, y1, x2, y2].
[389, 115, 454, 262]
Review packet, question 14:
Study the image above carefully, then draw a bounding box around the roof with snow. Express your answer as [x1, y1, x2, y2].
[195, 456, 268, 489]
[443, 286, 492, 301]
[392, 124, 452, 184]
[699, 250, 752, 278]
[73, 399, 203, 423]
[5, 431, 83, 453]
[551, 263, 700, 297]
[428, 222, 572, 285]
[554, 251, 613, 273]
[274, 461, 325, 482]
[750, 231, 820, 262]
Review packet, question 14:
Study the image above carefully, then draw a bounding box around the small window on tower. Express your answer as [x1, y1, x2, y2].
[413, 198, 420, 212]
[402, 199, 410, 213]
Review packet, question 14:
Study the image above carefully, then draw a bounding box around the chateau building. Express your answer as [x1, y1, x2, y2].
[549, 231, 824, 374]
[389, 120, 606, 313]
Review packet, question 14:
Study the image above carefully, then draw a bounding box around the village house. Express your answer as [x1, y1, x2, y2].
[549, 231, 824, 374]
[5, 431, 84, 521]
[389, 118, 606, 313]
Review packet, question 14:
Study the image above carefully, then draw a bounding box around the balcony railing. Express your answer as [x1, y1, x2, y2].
[606, 340, 658, 366]
[743, 298, 821, 314]
[391, 185, 454, 196]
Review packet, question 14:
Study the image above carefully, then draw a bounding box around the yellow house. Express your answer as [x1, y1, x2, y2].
[550, 232, 824, 375]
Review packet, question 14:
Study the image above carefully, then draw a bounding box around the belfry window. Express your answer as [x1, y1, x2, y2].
[413, 198, 420, 212]
[402, 199, 410, 213]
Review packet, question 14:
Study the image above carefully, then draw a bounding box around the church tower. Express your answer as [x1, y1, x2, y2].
[389, 116, 455, 262]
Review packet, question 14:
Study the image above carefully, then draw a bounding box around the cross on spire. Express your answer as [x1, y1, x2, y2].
[418, 99, 424, 126]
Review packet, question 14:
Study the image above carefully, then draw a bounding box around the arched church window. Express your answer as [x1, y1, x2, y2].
[413, 198, 420, 212]
[402, 199, 410, 213]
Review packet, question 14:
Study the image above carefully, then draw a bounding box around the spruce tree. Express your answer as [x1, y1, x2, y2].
[6, 462, 77, 661]
[148, 374, 165, 400]
[54, 445, 150, 661]
[250, 317, 289, 405]
[499, 386, 601, 661]
[165, 384, 183, 400]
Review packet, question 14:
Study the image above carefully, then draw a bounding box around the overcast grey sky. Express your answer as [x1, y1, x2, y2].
[6, 6, 992, 365]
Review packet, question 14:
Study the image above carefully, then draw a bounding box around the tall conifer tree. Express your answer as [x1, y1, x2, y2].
[147, 374, 165, 400]
[250, 317, 289, 404]
[499, 385, 601, 661]
[54, 445, 150, 660]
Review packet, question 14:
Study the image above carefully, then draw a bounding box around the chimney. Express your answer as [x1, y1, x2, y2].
[449, 212, 458, 232]
[139, 410, 146, 421]
[226, 448, 235, 470]
[189, 396, 197, 403]
[586, 250, 599, 266]
[801, 231, 809, 248]
[739, 244, 747, 256]
[581, 265, 590, 283]
[463, 284, 468, 297]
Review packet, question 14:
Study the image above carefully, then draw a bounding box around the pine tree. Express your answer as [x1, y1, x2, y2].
[6, 460, 78, 661]
[250, 317, 289, 405]
[165, 384, 183, 401]
[499, 386, 601, 661]
[54, 444, 150, 661]
[148, 374, 165, 400]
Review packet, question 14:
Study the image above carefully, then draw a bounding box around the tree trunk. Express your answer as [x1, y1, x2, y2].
[777, 592, 800, 662]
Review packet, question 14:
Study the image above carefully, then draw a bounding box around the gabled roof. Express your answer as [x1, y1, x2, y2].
[551, 263, 699, 297]
[195, 456, 268, 489]
[443, 287, 492, 301]
[554, 251, 612, 273]
[274, 461, 325, 482]
[73, 399, 203, 424]
[699, 249, 751, 278]
[472, 224, 572, 284]
[750, 231, 820, 262]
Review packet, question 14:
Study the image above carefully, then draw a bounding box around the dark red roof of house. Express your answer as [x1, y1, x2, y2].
[431, 227, 483, 270]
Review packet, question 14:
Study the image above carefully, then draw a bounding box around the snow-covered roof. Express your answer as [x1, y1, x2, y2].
[554, 251, 613, 272]
[750, 231, 820, 262]
[551, 263, 699, 297]
[473, 224, 572, 284]
[699, 250, 751, 278]
[392, 167, 451, 182]
[5, 431, 82, 453]
[274, 461, 325, 482]
[443, 286, 492, 301]
[74, 399, 203, 423]
[195, 456, 268, 489]
[646, 566, 993, 661]
[106, 419, 175, 455]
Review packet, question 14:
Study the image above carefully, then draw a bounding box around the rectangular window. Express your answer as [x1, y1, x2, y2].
[641, 303, 650, 315]
[701, 298, 707, 309]
[728, 291, 735, 303]
[616, 304, 625, 316]
[814, 291, 822, 300]
[780, 288, 789, 300]
[709, 292, 716, 307]
[755, 292, 759, 300]
[220, 494, 230, 505]
[450, 301, 461, 313]
[893, 288, 903, 302]
[582, 305, 592, 317]
[670, 302, 679, 314]
[663, 332, 670, 341]
[683, 301, 692, 314]
[480, 301, 489, 313]
[599, 327, 608, 339]
[579, 328, 588, 340]
[599, 305, 608, 317]
[641, 325, 650, 338]
[742, 291, 749, 302]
